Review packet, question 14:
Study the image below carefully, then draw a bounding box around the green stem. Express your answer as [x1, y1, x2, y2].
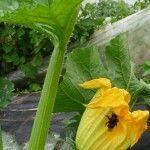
[0, 126, 3, 150]
[28, 44, 65, 150]
[28, 4, 81, 149]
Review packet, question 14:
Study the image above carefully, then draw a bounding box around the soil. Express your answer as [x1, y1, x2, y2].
[0, 93, 76, 144]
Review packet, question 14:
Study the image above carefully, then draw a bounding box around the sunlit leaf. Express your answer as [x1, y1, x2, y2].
[31, 53, 43, 67]
[105, 33, 149, 106]
[54, 46, 107, 113]
[55, 33, 150, 112]
[21, 62, 37, 79]
[0, 0, 82, 44]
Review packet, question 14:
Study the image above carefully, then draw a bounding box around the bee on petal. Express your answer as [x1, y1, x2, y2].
[106, 112, 119, 129]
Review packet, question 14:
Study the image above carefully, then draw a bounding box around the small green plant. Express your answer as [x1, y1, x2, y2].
[0, 78, 14, 108]
[141, 60, 150, 82]
[0, 23, 53, 77]
[71, 0, 135, 44]
[29, 83, 42, 92]
[134, 0, 150, 10]
[140, 60, 150, 106]
[0, 77, 14, 150]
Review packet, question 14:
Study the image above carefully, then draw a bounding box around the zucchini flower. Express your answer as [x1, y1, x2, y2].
[76, 78, 149, 150]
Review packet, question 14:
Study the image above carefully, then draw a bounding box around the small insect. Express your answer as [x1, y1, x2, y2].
[105, 112, 119, 129]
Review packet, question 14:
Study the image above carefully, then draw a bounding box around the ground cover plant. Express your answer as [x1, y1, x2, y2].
[0, 0, 150, 150]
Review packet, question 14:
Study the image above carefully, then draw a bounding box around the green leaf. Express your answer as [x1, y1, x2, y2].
[140, 80, 150, 97]
[30, 30, 44, 49]
[62, 114, 81, 128]
[143, 70, 150, 76]
[19, 56, 26, 64]
[55, 33, 150, 113]
[141, 60, 150, 76]
[1, 60, 15, 73]
[54, 46, 107, 113]
[2, 51, 20, 65]
[94, 17, 105, 25]
[17, 28, 25, 39]
[29, 83, 42, 92]
[80, 36, 87, 45]
[61, 130, 77, 150]
[2, 43, 13, 53]
[143, 61, 150, 67]
[80, 18, 95, 26]
[1, 26, 15, 36]
[22, 63, 37, 79]
[31, 53, 43, 67]
[62, 137, 77, 150]
[144, 97, 150, 106]
[0, 0, 82, 44]
[0, 78, 14, 108]
[105, 33, 132, 89]
[105, 33, 147, 107]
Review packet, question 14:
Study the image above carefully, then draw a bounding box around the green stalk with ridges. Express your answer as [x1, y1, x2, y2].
[0, 0, 82, 149]
[28, 5, 81, 150]
[28, 44, 64, 149]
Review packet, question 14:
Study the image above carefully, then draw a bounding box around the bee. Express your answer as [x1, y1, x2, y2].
[106, 112, 119, 129]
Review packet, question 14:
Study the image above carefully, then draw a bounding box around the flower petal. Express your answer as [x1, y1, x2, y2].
[76, 108, 149, 150]
[120, 89, 131, 103]
[79, 78, 111, 89]
[77, 78, 149, 150]
[76, 108, 130, 150]
[84, 87, 130, 116]
[127, 110, 149, 146]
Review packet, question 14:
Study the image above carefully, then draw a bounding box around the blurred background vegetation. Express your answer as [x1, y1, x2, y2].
[0, 0, 150, 98]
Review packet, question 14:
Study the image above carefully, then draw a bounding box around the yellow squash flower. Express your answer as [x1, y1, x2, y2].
[76, 78, 149, 150]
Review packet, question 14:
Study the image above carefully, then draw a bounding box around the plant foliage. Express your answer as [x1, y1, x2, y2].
[0, 23, 52, 78]
[0, 0, 83, 149]
[54, 46, 107, 113]
[105, 33, 149, 107]
[1, 0, 150, 82]
[54, 33, 150, 113]
[0, 78, 14, 108]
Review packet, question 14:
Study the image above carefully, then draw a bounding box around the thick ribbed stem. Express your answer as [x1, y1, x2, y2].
[28, 44, 65, 150]
[28, 4, 80, 149]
